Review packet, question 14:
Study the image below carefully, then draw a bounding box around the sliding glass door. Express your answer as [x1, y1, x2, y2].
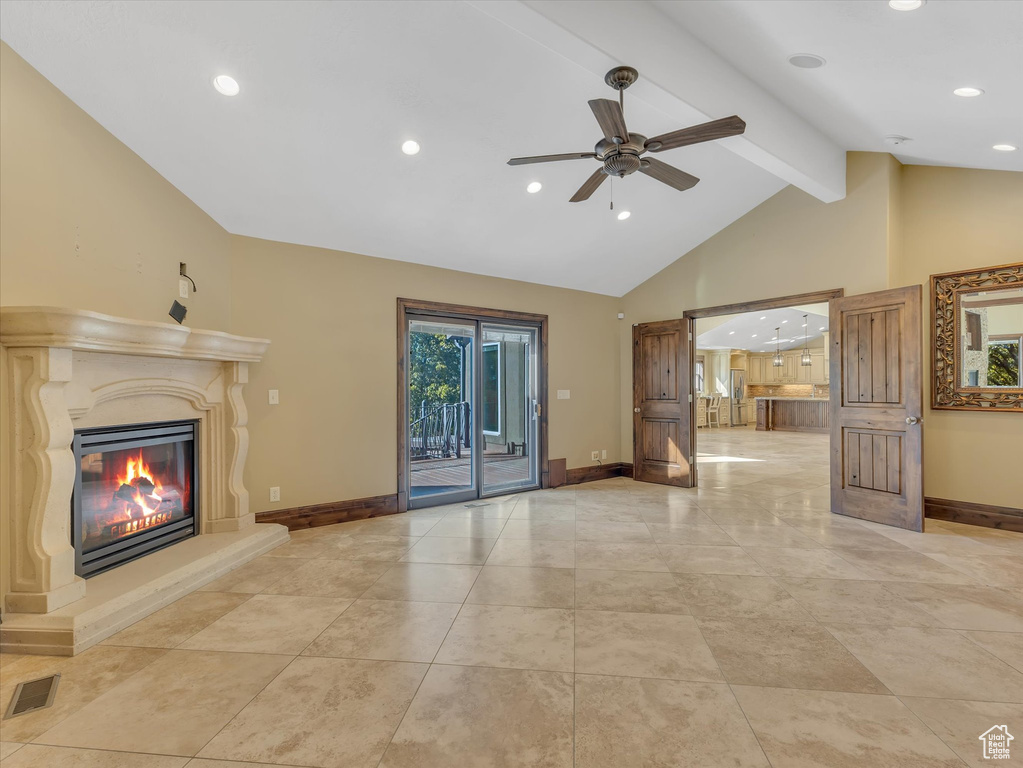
[407, 316, 477, 505]
[405, 313, 541, 509]
[480, 323, 539, 496]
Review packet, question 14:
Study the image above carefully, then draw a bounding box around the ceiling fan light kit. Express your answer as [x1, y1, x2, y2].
[508, 66, 746, 204]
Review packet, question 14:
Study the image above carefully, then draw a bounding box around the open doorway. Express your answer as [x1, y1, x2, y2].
[633, 286, 926, 530]
[692, 300, 832, 506]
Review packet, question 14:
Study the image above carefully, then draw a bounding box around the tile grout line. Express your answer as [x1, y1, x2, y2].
[372, 497, 511, 767]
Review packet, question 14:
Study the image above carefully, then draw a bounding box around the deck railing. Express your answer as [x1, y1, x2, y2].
[410, 401, 470, 460]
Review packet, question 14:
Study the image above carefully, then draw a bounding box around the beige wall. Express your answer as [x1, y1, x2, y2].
[984, 305, 1023, 336]
[0, 43, 233, 606]
[619, 152, 896, 460]
[620, 153, 1023, 508]
[0, 43, 232, 331]
[2, 39, 1019, 525]
[897, 165, 1023, 508]
[0, 44, 621, 520]
[230, 236, 621, 512]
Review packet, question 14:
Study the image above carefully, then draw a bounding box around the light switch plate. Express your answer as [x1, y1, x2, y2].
[268, 389, 279, 405]
[557, 390, 570, 400]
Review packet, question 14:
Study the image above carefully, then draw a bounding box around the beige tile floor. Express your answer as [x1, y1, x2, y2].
[2, 427, 1022, 766]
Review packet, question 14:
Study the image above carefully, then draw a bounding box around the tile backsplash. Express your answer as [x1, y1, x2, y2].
[747, 384, 830, 399]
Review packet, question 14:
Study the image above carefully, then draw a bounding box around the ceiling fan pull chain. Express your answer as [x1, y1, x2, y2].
[609, 175, 614, 211]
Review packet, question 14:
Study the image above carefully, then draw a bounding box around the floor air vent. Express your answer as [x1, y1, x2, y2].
[464, 502, 491, 508]
[5, 674, 60, 718]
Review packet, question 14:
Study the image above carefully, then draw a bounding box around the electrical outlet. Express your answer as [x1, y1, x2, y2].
[179, 278, 189, 299]
[601, 449, 607, 460]
[269, 486, 280, 502]
[268, 389, 279, 405]
[591, 451, 599, 461]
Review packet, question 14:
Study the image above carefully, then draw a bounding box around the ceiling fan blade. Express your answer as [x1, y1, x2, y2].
[507, 152, 596, 166]
[645, 115, 746, 152]
[569, 168, 608, 203]
[588, 99, 629, 143]
[639, 157, 700, 192]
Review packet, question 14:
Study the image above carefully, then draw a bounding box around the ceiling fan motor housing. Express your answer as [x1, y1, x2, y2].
[603, 153, 641, 177]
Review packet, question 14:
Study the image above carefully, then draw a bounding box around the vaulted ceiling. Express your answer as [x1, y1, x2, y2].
[1, 1, 1017, 295]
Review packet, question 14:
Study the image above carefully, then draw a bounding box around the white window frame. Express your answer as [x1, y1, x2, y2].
[482, 342, 502, 435]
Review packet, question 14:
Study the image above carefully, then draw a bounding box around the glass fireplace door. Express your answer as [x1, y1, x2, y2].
[73, 421, 198, 577]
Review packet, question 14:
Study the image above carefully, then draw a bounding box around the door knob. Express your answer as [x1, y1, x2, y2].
[905, 416, 921, 425]
[634, 407, 641, 413]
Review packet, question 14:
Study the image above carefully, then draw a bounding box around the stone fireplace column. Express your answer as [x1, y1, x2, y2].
[5, 347, 85, 613]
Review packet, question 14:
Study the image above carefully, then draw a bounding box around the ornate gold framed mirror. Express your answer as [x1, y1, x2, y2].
[931, 262, 1023, 411]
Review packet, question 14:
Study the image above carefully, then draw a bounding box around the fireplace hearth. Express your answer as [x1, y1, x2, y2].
[73, 421, 198, 577]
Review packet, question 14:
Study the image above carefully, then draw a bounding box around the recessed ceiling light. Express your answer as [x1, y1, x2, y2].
[802, 323, 808, 327]
[212, 75, 240, 96]
[752, 334, 758, 338]
[953, 87, 984, 98]
[617, 211, 631, 221]
[819, 326, 826, 331]
[993, 144, 1018, 152]
[759, 316, 767, 320]
[788, 53, 826, 69]
[889, 0, 925, 10]
[401, 140, 421, 156]
[729, 331, 735, 335]
[781, 319, 788, 323]
[526, 182, 542, 194]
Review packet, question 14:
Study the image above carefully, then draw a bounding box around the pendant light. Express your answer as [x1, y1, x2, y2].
[800, 314, 813, 366]
[772, 327, 784, 367]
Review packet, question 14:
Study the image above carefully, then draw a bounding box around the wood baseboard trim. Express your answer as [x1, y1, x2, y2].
[256, 493, 399, 531]
[925, 497, 1023, 532]
[564, 462, 633, 486]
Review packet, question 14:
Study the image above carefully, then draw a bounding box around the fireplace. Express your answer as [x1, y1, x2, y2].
[72, 420, 199, 578]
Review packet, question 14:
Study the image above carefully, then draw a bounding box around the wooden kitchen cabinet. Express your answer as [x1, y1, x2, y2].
[746, 346, 828, 386]
[747, 355, 765, 384]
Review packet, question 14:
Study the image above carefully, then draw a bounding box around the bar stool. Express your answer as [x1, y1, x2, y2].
[707, 394, 723, 428]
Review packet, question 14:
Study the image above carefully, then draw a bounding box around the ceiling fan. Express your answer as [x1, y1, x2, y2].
[508, 66, 746, 203]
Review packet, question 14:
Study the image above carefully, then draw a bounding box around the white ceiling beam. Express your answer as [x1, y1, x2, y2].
[469, 0, 847, 202]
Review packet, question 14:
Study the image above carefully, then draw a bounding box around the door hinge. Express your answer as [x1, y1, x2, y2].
[688, 394, 693, 403]
[688, 332, 693, 342]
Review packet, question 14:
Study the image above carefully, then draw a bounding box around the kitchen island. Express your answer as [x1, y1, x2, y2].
[755, 397, 829, 433]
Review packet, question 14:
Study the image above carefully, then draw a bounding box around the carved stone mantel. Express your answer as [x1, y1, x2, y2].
[1, 307, 272, 619]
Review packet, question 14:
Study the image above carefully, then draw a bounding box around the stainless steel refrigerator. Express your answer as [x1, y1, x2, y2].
[729, 369, 748, 426]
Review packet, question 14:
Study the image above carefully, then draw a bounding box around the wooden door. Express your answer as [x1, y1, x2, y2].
[830, 286, 924, 530]
[633, 320, 692, 486]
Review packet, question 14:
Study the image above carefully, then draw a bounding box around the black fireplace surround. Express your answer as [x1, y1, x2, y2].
[72, 420, 199, 578]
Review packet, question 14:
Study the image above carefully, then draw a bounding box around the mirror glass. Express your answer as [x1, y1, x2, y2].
[959, 286, 1023, 388]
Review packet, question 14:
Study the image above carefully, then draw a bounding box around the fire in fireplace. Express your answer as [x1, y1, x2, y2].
[73, 421, 198, 577]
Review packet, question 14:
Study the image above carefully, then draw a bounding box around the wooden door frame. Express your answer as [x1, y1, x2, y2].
[397, 298, 549, 512]
[680, 289, 844, 487]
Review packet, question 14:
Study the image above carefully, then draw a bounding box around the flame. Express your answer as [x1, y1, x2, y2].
[116, 451, 164, 517]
